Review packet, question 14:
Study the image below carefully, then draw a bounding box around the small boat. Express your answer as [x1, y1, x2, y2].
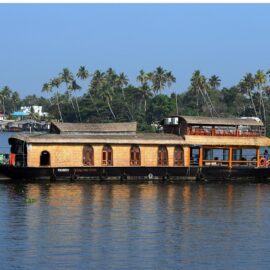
[1, 115, 270, 181]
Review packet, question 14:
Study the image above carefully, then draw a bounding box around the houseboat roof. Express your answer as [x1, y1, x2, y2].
[173, 115, 264, 126]
[50, 121, 137, 134]
[9, 132, 270, 147]
[9, 133, 183, 145]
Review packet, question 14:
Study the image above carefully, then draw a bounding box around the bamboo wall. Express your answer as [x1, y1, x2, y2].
[27, 144, 184, 168]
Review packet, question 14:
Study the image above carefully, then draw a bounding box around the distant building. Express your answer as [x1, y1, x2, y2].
[20, 106, 48, 117]
[11, 111, 29, 119]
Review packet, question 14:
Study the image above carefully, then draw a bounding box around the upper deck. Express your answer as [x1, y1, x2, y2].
[161, 115, 265, 137]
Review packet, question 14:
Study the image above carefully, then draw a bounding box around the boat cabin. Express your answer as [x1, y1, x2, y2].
[162, 115, 265, 137]
[162, 115, 269, 167]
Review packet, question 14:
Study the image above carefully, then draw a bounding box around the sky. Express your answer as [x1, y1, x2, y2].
[0, 4, 270, 97]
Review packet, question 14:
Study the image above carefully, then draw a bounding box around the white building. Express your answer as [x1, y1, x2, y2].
[20, 106, 48, 117]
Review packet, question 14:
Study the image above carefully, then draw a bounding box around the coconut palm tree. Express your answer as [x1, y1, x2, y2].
[166, 71, 176, 88]
[76, 66, 90, 121]
[68, 80, 82, 122]
[77, 66, 89, 81]
[0, 86, 12, 117]
[116, 72, 133, 119]
[137, 70, 152, 112]
[208, 75, 221, 90]
[50, 77, 63, 122]
[87, 70, 104, 115]
[117, 72, 129, 99]
[42, 82, 53, 106]
[239, 73, 257, 116]
[149, 66, 176, 95]
[255, 69, 267, 123]
[190, 70, 217, 116]
[90, 69, 117, 119]
[11, 91, 21, 112]
[59, 68, 76, 115]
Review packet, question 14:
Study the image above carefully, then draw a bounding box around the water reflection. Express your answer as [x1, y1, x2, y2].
[1, 182, 270, 269]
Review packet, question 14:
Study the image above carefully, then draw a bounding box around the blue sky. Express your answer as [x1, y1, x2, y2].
[0, 4, 270, 97]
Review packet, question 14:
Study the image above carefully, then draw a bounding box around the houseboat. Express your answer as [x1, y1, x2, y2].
[1, 115, 270, 181]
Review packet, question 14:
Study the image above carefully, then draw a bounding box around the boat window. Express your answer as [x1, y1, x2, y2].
[40, 151, 50, 166]
[83, 145, 94, 166]
[203, 148, 229, 166]
[174, 146, 184, 166]
[190, 147, 200, 166]
[158, 146, 168, 166]
[232, 148, 257, 166]
[102, 145, 113, 166]
[130, 145, 141, 166]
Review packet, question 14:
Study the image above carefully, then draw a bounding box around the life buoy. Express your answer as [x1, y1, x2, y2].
[148, 173, 154, 180]
[260, 157, 266, 167]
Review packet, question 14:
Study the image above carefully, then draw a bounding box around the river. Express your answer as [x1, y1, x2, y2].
[1, 134, 270, 269]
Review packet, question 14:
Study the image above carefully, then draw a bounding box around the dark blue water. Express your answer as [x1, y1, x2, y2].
[1, 182, 270, 270]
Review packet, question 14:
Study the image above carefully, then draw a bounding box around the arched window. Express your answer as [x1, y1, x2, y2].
[174, 146, 184, 166]
[130, 145, 141, 166]
[83, 145, 94, 166]
[102, 145, 113, 165]
[40, 151, 50, 166]
[158, 146, 168, 166]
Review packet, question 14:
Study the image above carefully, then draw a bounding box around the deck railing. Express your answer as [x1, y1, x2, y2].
[188, 128, 264, 137]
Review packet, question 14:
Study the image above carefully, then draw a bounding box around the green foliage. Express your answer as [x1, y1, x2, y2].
[3, 67, 270, 135]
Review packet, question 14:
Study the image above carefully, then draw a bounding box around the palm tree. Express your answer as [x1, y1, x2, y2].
[11, 91, 21, 112]
[149, 66, 176, 95]
[76, 66, 90, 121]
[117, 72, 129, 99]
[59, 68, 76, 115]
[42, 82, 53, 105]
[190, 70, 217, 116]
[50, 77, 63, 122]
[208, 75, 221, 90]
[87, 70, 103, 115]
[68, 80, 82, 122]
[0, 86, 12, 117]
[77, 66, 89, 81]
[239, 73, 257, 116]
[166, 71, 176, 88]
[90, 69, 117, 119]
[137, 70, 152, 112]
[255, 69, 267, 123]
[116, 72, 133, 120]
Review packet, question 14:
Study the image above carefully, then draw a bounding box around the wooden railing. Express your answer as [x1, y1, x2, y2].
[188, 128, 263, 137]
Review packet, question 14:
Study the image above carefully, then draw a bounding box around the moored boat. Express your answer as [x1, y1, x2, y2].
[1, 115, 270, 181]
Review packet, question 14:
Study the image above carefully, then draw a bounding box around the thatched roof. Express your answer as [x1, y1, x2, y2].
[9, 132, 270, 147]
[50, 121, 137, 134]
[178, 116, 264, 127]
[9, 133, 183, 145]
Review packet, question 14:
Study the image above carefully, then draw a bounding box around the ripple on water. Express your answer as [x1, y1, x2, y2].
[0, 182, 270, 270]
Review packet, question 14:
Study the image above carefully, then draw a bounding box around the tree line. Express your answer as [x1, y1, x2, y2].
[1, 66, 270, 133]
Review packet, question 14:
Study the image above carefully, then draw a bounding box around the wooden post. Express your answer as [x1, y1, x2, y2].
[199, 147, 203, 167]
[184, 146, 190, 167]
[211, 126, 215, 136]
[257, 147, 260, 167]
[229, 147, 232, 168]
